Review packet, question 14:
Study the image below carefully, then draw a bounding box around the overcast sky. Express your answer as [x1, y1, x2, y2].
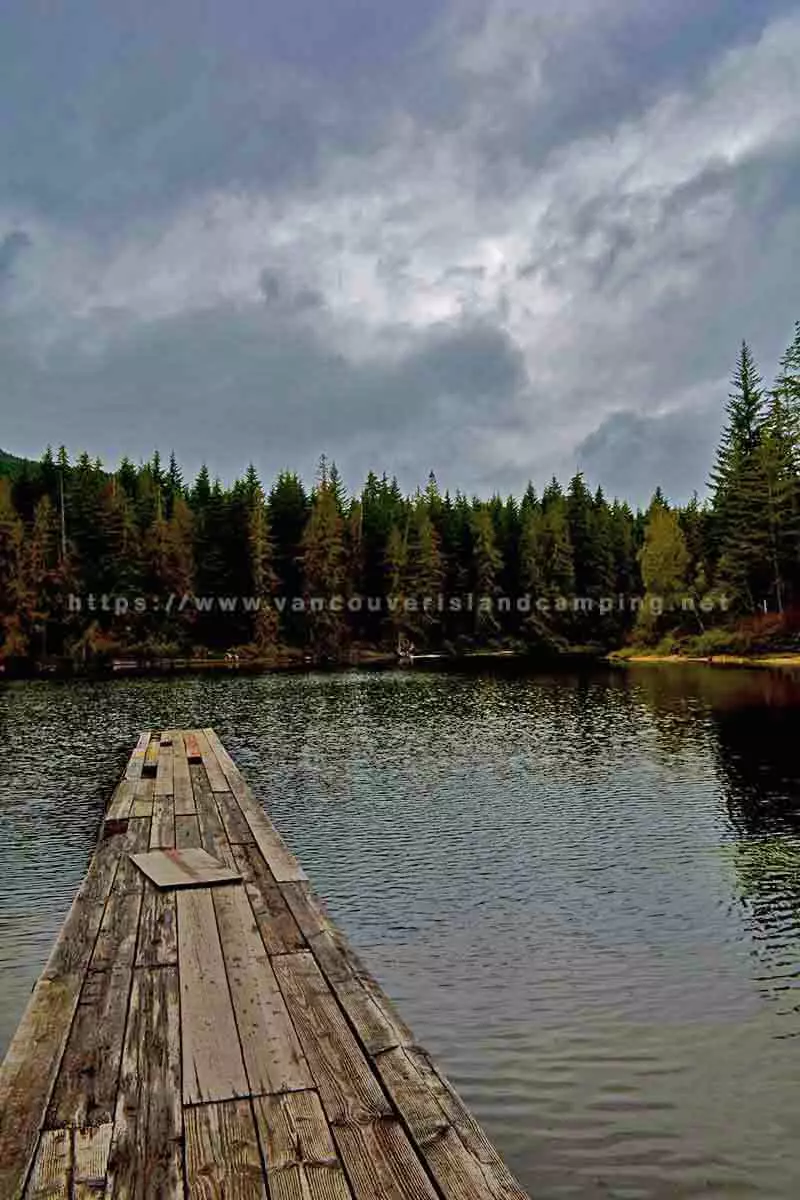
[1, 0, 799, 507]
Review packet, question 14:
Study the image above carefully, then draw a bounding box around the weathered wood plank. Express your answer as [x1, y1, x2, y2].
[375, 1047, 529, 1199]
[171, 732, 195, 815]
[192, 764, 236, 868]
[142, 738, 160, 778]
[154, 741, 174, 798]
[125, 731, 152, 781]
[333, 1119, 439, 1200]
[91, 888, 143, 972]
[177, 888, 249, 1105]
[24, 1128, 70, 1199]
[213, 885, 313, 1096]
[111, 819, 152, 895]
[254, 1091, 352, 1200]
[132, 778, 155, 819]
[184, 1101, 266, 1199]
[150, 791, 176, 850]
[0, 978, 78, 1199]
[231, 845, 306, 956]
[136, 882, 177, 968]
[106, 780, 136, 823]
[106, 966, 183, 1198]
[203, 730, 306, 882]
[74, 1124, 113, 1197]
[175, 813, 202, 849]
[280, 882, 332, 941]
[194, 730, 229, 792]
[309, 927, 415, 1056]
[215, 788, 256, 847]
[271, 952, 389, 1126]
[47, 960, 136, 1128]
[184, 732, 203, 763]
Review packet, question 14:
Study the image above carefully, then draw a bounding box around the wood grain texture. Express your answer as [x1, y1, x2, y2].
[203, 729, 306, 882]
[332, 1119, 439, 1200]
[192, 764, 236, 868]
[376, 1048, 529, 1200]
[254, 1091, 353, 1200]
[150, 791, 176, 850]
[309, 927, 415, 1056]
[24, 1128, 70, 1199]
[106, 780, 136, 823]
[214, 787, 256, 846]
[194, 730, 229, 792]
[231, 845, 306, 956]
[177, 888, 249, 1105]
[213, 885, 313, 1096]
[47, 962, 136, 1129]
[125, 732, 152, 781]
[154, 740, 174, 798]
[136, 882, 177, 968]
[106, 966, 183, 1199]
[0, 978, 78, 1199]
[171, 733, 196, 815]
[132, 778, 155, 819]
[271, 952, 389, 1126]
[175, 813, 202, 849]
[184, 1101, 267, 1199]
[184, 732, 203, 763]
[74, 1124, 113, 1196]
[142, 739, 160, 779]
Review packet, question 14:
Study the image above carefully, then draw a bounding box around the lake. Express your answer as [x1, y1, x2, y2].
[1, 664, 800, 1198]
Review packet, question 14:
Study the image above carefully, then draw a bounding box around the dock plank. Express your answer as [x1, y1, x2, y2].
[155, 739, 174, 798]
[172, 733, 195, 815]
[184, 1101, 266, 1199]
[136, 882, 177, 968]
[177, 888, 249, 1105]
[150, 792, 176, 850]
[376, 1047, 529, 1200]
[203, 729, 307, 882]
[106, 965, 183, 1199]
[132, 778, 154, 819]
[24, 1128, 70, 1199]
[175, 812, 202, 849]
[271, 952, 389, 1126]
[0, 979, 78, 1199]
[125, 732, 152, 781]
[231, 845, 306, 956]
[194, 730, 229, 792]
[254, 1091, 352, 1200]
[213, 884, 313, 1096]
[192, 764, 236, 868]
[47, 960, 137, 1129]
[142, 739, 160, 779]
[74, 1124, 113, 1197]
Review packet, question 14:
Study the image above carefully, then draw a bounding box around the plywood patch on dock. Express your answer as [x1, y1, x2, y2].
[130, 848, 241, 889]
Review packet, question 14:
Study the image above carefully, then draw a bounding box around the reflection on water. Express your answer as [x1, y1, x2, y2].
[1, 665, 800, 1197]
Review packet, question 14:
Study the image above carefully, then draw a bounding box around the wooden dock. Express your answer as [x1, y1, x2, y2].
[0, 729, 529, 1198]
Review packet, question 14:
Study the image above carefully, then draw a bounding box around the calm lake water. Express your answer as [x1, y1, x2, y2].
[1, 664, 800, 1197]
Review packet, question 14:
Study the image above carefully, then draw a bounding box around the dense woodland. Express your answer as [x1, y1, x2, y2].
[1, 322, 800, 667]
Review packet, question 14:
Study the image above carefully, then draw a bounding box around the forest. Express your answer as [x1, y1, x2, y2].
[0, 322, 799, 668]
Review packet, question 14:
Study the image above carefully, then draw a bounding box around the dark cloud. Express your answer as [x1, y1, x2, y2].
[258, 269, 324, 314]
[0, 230, 31, 283]
[576, 406, 720, 508]
[0, 308, 529, 494]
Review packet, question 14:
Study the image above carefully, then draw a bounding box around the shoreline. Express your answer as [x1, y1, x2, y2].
[609, 651, 800, 670]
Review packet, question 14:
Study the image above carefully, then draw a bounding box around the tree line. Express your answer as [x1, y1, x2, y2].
[0, 321, 799, 665]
